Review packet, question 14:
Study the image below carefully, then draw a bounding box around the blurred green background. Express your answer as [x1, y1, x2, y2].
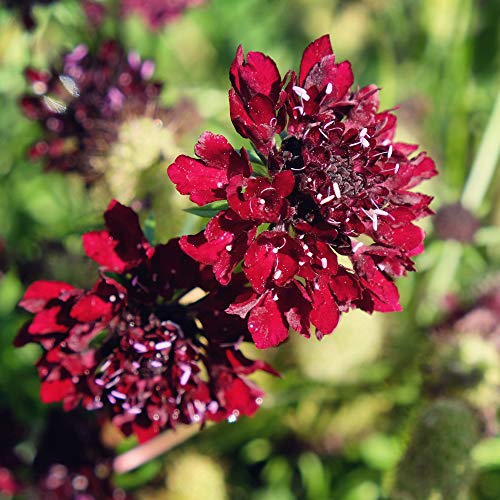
[1, 0, 499, 498]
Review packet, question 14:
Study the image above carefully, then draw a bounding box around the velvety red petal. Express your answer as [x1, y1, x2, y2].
[131, 422, 160, 444]
[233, 48, 281, 102]
[310, 278, 340, 338]
[82, 230, 128, 272]
[273, 170, 295, 197]
[248, 292, 289, 348]
[40, 378, 74, 403]
[28, 306, 68, 334]
[168, 154, 228, 205]
[19, 280, 75, 313]
[222, 377, 263, 416]
[299, 34, 333, 85]
[70, 294, 112, 322]
[104, 200, 149, 265]
[226, 289, 263, 318]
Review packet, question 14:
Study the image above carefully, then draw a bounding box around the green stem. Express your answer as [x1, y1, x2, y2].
[461, 88, 500, 213]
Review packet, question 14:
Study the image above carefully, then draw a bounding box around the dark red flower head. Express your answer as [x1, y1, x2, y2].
[3, 0, 56, 30]
[168, 35, 437, 349]
[121, 0, 207, 29]
[20, 40, 167, 185]
[16, 201, 277, 442]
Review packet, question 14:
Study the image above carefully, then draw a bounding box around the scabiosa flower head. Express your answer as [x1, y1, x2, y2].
[434, 202, 480, 243]
[168, 35, 437, 349]
[32, 410, 127, 500]
[121, 0, 207, 30]
[20, 40, 170, 186]
[16, 201, 277, 442]
[2, 0, 56, 30]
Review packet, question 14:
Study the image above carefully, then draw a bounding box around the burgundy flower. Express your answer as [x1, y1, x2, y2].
[16, 200, 277, 442]
[168, 35, 437, 348]
[20, 40, 168, 185]
[2, 0, 56, 30]
[121, 0, 207, 30]
[0, 408, 128, 500]
[434, 202, 480, 243]
[32, 410, 128, 500]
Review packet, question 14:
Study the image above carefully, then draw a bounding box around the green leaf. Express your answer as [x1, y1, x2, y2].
[183, 200, 229, 218]
[246, 148, 264, 165]
[144, 213, 156, 245]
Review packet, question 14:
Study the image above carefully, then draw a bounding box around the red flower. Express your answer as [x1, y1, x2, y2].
[16, 201, 277, 442]
[121, 0, 207, 30]
[20, 40, 166, 185]
[168, 35, 437, 348]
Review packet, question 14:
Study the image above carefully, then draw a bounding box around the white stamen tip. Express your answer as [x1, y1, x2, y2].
[273, 270, 282, 280]
[259, 198, 266, 205]
[156, 341, 171, 350]
[387, 145, 393, 158]
[272, 247, 279, 254]
[333, 182, 341, 198]
[133, 343, 148, 353]
[292, 85, 310, 101]
[225, 245, 232, 252]
[320, 194, 336, 205]
[395, 163, 400, 173]
[321, 257, 328, 269]
[359, 127, 368, 138]
[325, 82, 333, 95]
[180, 365, 192, 386]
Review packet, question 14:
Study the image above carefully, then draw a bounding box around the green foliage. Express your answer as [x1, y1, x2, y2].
[0, 0, 499, 498]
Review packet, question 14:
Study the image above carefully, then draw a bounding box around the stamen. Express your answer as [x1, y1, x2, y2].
[319, 128, 329, 140]
[180, 365, 192, 386]
[321, 257, 328, 269]
[133, 342, 148, 353]
[333, 182, 341, 198]
[320, 194, 336, 205]
[292, 86, 310, 101]
[387, 145, 393, 158]
[273, 270, 282, 280]
[155, 341, 171, 350]
[325, 82, 333, 95]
